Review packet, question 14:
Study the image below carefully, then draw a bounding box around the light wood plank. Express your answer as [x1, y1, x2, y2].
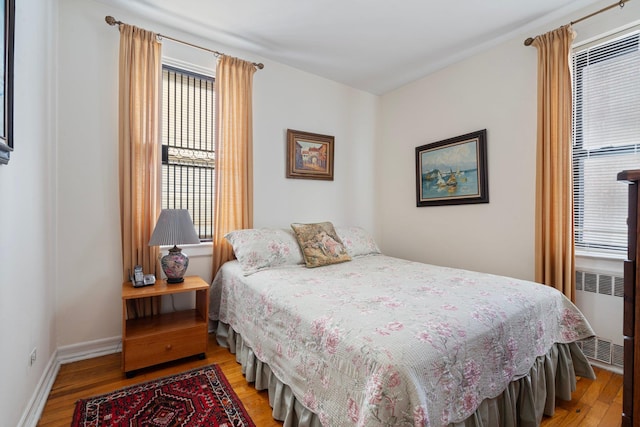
[540, 367, 622, 427]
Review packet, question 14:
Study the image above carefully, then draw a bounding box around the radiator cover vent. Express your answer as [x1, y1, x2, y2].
[599, 276, 613, 297]
[596, 339, 612, 364]
[584, 272, 598, 293]
[575, 269, 623, 370]
[614, 276, 624, 298]
[580, 337, 596, 359]
[612, 343, 624, 368]
[576, 271, 583, 291]
[575, 270, 623, 297]
[577, 337, 623, 368]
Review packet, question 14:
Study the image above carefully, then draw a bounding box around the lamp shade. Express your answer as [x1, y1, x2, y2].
[149, 209, 200, 246]
[149, 209, 200, 283]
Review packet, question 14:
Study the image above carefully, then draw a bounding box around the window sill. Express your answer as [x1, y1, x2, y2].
[575, 249, 625, 276]
[575, 249, 625, 262]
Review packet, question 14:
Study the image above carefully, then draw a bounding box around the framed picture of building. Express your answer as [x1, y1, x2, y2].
[286, 129, 334, 181]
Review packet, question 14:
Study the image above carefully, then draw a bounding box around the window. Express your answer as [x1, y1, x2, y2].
[572, 30, 640, 253]
[161, 65, 216, 241]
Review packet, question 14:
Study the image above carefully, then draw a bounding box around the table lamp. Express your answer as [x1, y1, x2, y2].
[149, 209, 200, 283]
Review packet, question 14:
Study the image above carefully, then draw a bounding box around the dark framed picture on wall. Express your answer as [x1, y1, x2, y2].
[286, 129, 334, 180]
[0, 0, 14, 165]
[415, 129, 489, 207]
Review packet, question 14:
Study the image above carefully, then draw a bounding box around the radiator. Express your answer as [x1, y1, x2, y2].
[574, 270, 624, 372]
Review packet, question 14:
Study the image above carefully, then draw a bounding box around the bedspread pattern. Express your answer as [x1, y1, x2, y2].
[210, 256, 593, 427]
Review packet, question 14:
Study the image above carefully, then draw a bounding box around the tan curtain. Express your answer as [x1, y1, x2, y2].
[212, 56, 257, 277]
[118, 24, 162, 315]
[532, 25, 576, 302]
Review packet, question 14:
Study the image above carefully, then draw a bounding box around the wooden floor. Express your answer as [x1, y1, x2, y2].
[38, 334, 622, 426]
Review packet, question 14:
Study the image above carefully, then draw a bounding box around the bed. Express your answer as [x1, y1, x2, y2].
[209, 225, 595, 427]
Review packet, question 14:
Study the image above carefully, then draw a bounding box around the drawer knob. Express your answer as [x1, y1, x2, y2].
[165, 344, 172, 350]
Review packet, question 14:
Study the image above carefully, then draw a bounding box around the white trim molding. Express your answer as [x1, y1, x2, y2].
[18, 336, 122, 427]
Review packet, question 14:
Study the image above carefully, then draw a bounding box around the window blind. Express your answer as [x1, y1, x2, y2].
[161, 65, 216, 240]
[572, 31, 640, 253]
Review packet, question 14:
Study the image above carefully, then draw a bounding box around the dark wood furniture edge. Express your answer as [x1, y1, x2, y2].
[618, 169, 640, 426]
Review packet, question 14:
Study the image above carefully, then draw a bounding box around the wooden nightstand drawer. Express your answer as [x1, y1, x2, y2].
[123, 324, 207, 372]
[121, 276, 210, 376]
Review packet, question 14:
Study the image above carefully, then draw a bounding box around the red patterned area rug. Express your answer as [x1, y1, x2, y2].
[71, 364, 255, 427]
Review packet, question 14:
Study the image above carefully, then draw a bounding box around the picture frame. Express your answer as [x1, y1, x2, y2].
[286, 129, 334, 181]
[0, 0, 14, 165]
[415, 129, 488, 207]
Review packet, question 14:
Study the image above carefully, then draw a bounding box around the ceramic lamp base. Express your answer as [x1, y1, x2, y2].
[160, 246, 190, 284]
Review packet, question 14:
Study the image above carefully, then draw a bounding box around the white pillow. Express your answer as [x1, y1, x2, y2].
[225, 228, 304, 275]
[335, 226, 381, 257]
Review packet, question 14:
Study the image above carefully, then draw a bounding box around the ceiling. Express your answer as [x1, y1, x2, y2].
[107, 0, 604, 94]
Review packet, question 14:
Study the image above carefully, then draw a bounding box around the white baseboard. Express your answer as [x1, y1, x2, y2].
[588, 358, 624, 376]
[56, 336, 121, 364]
[18, 350, 60, 427]
[18, 336, 122, 427]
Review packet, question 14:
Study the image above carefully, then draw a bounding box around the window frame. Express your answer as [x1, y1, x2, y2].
[160, 60, 216, 242]
[572, 30, 640, 255]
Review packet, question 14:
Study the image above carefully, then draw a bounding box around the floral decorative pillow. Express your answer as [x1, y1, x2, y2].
[290, 222, 351, 268]
[335, 226, 381, 257]
[225, 228, 304, 276]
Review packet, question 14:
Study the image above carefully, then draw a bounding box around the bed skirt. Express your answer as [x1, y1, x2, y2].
[214, 321, 595, 427]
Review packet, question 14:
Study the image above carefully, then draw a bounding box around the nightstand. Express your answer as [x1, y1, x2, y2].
[121, 275, 209, 377]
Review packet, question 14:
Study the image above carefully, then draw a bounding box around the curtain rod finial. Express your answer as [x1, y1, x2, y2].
[105, 16, 119, 26]
[256, 63, 264, 70]
[524, 37, 534, 46]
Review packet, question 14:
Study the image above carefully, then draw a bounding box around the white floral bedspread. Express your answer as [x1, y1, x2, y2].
[209, 255, 594, 427]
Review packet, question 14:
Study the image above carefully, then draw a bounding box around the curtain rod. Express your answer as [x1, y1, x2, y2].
[524, 0, 630, 46]
[105, 16, 264, 70]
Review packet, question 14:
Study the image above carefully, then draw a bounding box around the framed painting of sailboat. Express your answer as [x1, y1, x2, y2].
[415, 129, 489, 207]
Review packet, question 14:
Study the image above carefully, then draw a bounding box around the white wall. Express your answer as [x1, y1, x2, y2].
[55, 0, 378, 347]
[378, 0, 640, 281]
[0, 0, 56, 425]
